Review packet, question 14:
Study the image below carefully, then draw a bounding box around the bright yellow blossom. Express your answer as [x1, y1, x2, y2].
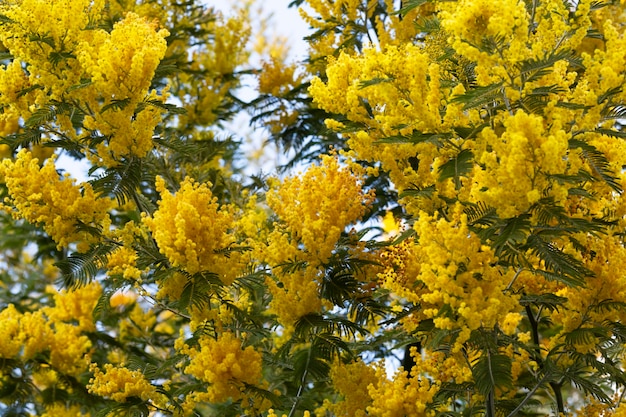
[267, 155, 374, 264]
[88, 363, 157, 402]
[182, 332, 265, 404]
[143, 176, 241, 282]
[0, 150, 113, 252]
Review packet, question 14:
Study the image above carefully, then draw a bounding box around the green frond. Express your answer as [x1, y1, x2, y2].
[291, 344, 331, 381]
[521, 85, 566, 114]
[95, 400, 150, 417]
[176, 271, 223, 314]
[596, 86, 622, 105]
[24, 106, 56, 128]
[312, 332, 352, 360]
[450, 82, 504, 110]
[394, 0, 431, 15]
[525, 234, 592, 287]
[464, 201, 497, 229]
[557, 364, 613, 403]
[28, 33, 55, 48]
[293, 313, 367, 340]
[590, 299, 626, 314]
[1, 128, 42, 150]
[358, 76, 395, 89]
[453, 123, 489, 140]
[492, 214, 531, 257]
[594, 127, 626, 140]
[55, 241, 119, 288]
[416, 15, 441, 34]
[66, 78, 92, 92]
[319, 268, 359, 306]
[555, 101, 590, 110]
[399, 184, 436, 199]
[569, 139, 621, 192]
[100, 98, 131, 113]
[152, 55, 182, 79]
[437, 149, 473, 189]
[471, 352, 513, 398]
[563, 327, 608, 347]
[0, 14, 15, 23]
[375, 130, 450, 145]
[92, 289, 116, 322]
[48, 51, 76, 67]
[136, 99, 187, 115]
[518, 49, 573, 83]
[16, 84, 44, 98]
[348, 296, 390, 326]
[519, 293, 568, 312]
[530, 197, 607, 235]
[89, 157, 147, 208]
[241, 383, 283, 409]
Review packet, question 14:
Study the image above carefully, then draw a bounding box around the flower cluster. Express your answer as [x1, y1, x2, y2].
[267, 155, 374, 264]
[181, 332, 265, 404]
[0, 150, 113, 251]
[0, 1, 169, 166]
[87, 363, 156, 402]
[143, 176, 241, 282]
[0, 283, 101, 376]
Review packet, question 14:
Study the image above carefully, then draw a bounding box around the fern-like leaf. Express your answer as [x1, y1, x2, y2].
[438, 149, 474, 189]
[55, 242, 119, 288]
[525, 234, 592, 287]
[569, 138, 621, 192]
[471, 352, 513, 398]
[89, 157, 145, 207]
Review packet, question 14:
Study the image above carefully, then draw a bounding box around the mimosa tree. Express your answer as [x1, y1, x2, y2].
[1, 0, 626, 416]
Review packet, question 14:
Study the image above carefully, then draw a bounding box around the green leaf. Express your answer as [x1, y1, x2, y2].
[564, 327, 608, 347]
[153, 56, 181, 79]
[375, 130, 450, 145]
[493, 215, 531, 257]
[67, 78, 93, 92]
[89, 157, 145, 206]
[294, 313, 366, 339]
[596, 85, 622, 105]
[101, 98, 132, 113]
[437, 148, 473, 188]
[55, 242, 119, 288]
[177, 272, 223, 313]
[451, 82, 503, 110]
[525, 234, 592, 287]
[399, 184, 435, 199]
[0, 14, 15, 23]
[594, 127, 626, 139]
[28, 33, 55, 48]
[415, 15, 440, 34]
[558, 365, 613, 403]
[1, 128, 42, 149]
[25, 106, 56, 128]
[518, 49, 573, 83]
[137, 99, 187, 115]
[291, 344, 331, 381]
[471, 353, 513, 397]
[555, 101, 590, 110]
[569, 138, 621, 192]
[464, 202, 497, 228]
[16, 84, 44, 98]
[519, 293, 568, 312]
[358, 76, 395, 89]
[320, 268, 359, 306]
[48, 51, 76, 67]
[393, 0, 430, 15]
